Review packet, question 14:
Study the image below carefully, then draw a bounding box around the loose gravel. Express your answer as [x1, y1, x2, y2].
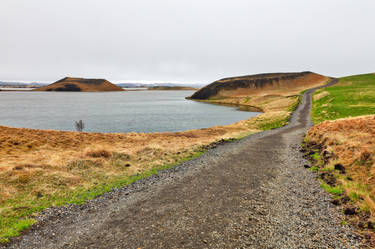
[4, 79, 364, 249]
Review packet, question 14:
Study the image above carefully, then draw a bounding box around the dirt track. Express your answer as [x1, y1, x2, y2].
[6, 78, 363, 248]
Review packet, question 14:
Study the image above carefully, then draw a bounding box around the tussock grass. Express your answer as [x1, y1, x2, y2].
[0, 119, 258, 242]
[320, 182, 343, 195]
[86, 149, 112, 158]
[306, 115, 375, 216]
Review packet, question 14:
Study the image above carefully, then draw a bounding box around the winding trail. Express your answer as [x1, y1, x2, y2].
[6, 79, 362, 248]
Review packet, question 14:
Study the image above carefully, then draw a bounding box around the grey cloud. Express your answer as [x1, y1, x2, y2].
[1, 0, 374, 83]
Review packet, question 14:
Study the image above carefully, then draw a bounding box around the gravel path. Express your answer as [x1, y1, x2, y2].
[5, 79, 363, 248]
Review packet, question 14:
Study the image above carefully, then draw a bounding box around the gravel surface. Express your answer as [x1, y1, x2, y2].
[4, 79, 364, 248]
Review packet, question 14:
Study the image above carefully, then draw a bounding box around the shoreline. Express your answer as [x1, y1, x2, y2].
[186, 97, 264, 112]
[0, 86, 303, 243]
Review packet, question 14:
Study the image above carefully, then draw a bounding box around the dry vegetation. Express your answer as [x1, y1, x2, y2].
[0, 122, 252, 202]
[305, 115, 375, 242]
[0, 113, 283, 242]
[307, 74, 375, 244]
[0, 72, 328, 242]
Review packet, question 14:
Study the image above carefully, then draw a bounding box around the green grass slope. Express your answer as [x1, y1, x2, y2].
[311, 74, 375, 123]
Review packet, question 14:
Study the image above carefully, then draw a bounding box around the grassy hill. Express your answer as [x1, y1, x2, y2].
[188, 72, 328, 112]
[311, 73, 375, 123]
[188, 71, 329, 131]
[190, 71, 328, 100]
[34, 77, 124, 92]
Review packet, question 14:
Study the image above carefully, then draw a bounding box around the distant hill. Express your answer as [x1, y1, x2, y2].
[34, 77, 124, 92]
[148, 86, 197, 90]
[116, 83, 148, 88]
[0, 81, 46, 88]
[116, 83, 204, 88]
[190, 72, 328, 100]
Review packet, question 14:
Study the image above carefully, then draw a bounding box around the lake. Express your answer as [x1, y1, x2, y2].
[0, 90, 260, 133]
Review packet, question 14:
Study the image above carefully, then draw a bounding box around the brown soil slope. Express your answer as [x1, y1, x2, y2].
[34, 77, 124, 92]
[306, 115, 375, 211]
[190, 71, 327, 99]
[305, 115, 375, 243]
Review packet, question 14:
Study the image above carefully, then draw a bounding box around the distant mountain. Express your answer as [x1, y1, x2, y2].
[34, 77, 124, 92]
[116, 83, 148, 88]
[148, 86, 198, 90]
[116, 83, 204, 88]
[0, 80, 204, 89]
[0, 81, 46, 87]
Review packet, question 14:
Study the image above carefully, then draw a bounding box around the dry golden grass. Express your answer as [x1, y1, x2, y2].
[0, 119, 260, 205]
[1, 118, 267, 242]
[306, 115, 375, 216]
[200, 95, 296, 112]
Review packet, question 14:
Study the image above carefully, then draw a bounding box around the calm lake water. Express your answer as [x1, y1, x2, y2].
[0, 90, 259, 133]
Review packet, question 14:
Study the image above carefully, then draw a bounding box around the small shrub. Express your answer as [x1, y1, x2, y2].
[341, 220, 348, 225]
[359, 150, 372, 166]
[310, 166, 319, 172]
[321, 183, 343, 195]
[68, 160, 101, 170]
[111, 152, 131, 160]
[17, 174, 31, 184]
[349, 192, 359, 201]
[86, 150, 112, 158]
[13, 165, 24, 170]
[75, 120, 85, 132]
[311, 152, 320, 160]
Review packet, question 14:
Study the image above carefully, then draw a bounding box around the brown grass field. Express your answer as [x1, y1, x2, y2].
[0, 122, 250, 202]
[305, 115, 375, 241]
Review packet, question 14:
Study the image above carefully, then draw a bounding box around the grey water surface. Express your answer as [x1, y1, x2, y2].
[0, 90, 260, 133]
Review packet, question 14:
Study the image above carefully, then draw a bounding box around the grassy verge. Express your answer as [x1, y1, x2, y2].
[253, 95, 301, 131]
[307, 73, 375, 243]
[257, 115, 290, 131]
[0, 148, 206, 243]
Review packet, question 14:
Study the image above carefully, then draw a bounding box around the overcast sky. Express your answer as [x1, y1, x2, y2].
[1, 0, 374, 84]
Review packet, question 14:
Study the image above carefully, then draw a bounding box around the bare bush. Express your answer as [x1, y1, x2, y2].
[86, 149, 112, 158]
[75, 120, 85, 132]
